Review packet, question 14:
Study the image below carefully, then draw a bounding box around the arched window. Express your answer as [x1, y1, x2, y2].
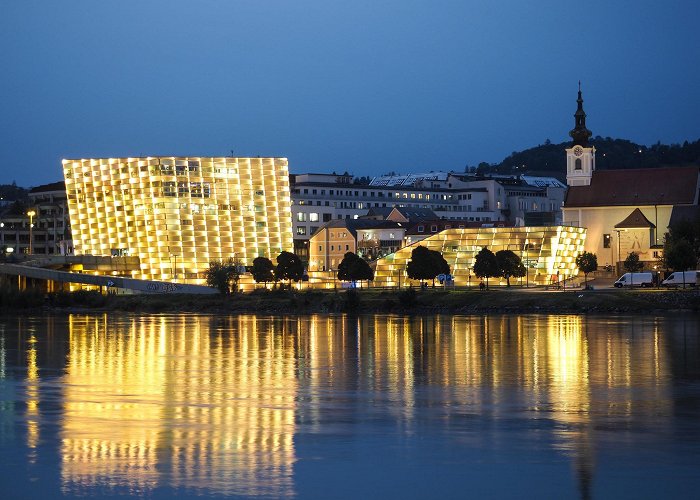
[575, 158, 582, 170]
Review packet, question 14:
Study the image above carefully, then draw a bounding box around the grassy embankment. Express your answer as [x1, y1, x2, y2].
[1, 286, 698, 315]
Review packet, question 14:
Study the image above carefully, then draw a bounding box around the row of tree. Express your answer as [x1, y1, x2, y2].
[207, 219, 700, 294]
[206, 251, 305, 294]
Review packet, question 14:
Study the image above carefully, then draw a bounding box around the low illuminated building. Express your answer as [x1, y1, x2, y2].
[308, 219, 405, 272]
[63, 157, 293, 283]
[373, 225, 586, 287]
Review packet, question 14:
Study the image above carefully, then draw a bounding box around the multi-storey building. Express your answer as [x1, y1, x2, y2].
[63, 157, 293, 283]
[290, 172, 565, 259]
[0, 181, 71, 256]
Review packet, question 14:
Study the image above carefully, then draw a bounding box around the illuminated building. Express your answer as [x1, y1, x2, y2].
[562, 86, 700, 270]
[373, 225, 586, 287]
[0, 181, 70, 256]
[308, 219, 405, 272]
[290, 172, 566, 257]
[62, 157, 293, 283]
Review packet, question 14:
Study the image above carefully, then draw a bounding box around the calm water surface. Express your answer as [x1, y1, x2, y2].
[0, 314, 699, 499]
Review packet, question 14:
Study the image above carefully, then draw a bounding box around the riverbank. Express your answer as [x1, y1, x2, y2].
[2, 287, 699, 314]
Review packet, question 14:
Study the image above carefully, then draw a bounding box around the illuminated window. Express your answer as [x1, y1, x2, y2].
[603, 234, 611, 248]
[309, 213, 319, 222]
[297, 213, 307, 222]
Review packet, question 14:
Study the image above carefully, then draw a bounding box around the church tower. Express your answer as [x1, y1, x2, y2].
[566, 83, 596, 186]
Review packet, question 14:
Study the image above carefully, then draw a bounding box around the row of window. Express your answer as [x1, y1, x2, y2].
[516, 201, 559, 211]
[318, 244, 351, 252]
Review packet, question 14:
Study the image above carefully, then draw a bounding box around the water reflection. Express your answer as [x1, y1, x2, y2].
[61, 315, 298, 497]
[0, 313, 697, 498]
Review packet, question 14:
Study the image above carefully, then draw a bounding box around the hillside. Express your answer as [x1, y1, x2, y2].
[477, 137, 700, 178]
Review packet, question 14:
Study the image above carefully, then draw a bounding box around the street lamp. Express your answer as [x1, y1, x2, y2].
[27, 210, 36, 255]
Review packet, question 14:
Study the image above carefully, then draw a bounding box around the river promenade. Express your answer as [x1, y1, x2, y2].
[1, 286, 698, 315]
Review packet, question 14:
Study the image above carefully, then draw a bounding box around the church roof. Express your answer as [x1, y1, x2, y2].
[614, 208, 655, 228]
[564, 166, 700, 207]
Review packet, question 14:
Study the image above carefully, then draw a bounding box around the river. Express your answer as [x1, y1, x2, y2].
[0, 314, 699, 499]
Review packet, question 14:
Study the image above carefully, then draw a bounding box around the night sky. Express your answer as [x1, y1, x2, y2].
[2, 0, 699, 187]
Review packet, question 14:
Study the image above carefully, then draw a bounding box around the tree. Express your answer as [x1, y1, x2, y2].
[275, 251, 304, 288]
[406, 246, 449, 286]
[623, 252, 644, 287]
[406, 246, 434, 284]
[664, 238, 696, 287]
[431, 250, 451, 286]
[575, 252, 598, 288]
[473, 247, 499, 289]
[337, 252, 374, 287]
[664, 217, 700, 270]
[251, 256, 276, 286]
[205, 258, 241, 295]
[495, 250, 526, 287]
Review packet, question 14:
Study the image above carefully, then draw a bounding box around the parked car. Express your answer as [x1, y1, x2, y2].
[614, 272, 654, 288]
[661, 271, 699, 287]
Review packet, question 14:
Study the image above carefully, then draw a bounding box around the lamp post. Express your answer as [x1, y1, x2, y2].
[27, 210, 36, 255]
[613, 229, 625, 274]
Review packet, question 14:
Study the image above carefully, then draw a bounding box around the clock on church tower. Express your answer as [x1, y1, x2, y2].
[566, 83, 596, 187]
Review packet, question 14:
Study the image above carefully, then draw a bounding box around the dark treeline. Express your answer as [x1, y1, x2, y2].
[474, 137, 700, 178]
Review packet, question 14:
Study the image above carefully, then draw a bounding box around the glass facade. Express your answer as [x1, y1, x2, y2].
[373, 226, 587, 287]
[63, 157, 293, 283]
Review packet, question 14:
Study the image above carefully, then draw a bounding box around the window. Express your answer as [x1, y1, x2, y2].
[296, 213, 307, 222]
[345, 244, 349, 250]
[310, 213, 319, 222]
[603, 234, 611, 248]
[418, 225, 425, 233]
[575, 158, 582, 170]
[296, 226, 307, 235]
[431, 225, 438, 232]
[323, 213, 332, 222]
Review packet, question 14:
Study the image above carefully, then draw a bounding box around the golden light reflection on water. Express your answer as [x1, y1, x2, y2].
[4, 313, 679, 497]
[61, 315, 298, 497]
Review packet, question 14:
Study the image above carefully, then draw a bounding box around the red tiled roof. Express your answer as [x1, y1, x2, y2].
[615, 208, 655, 228]
[564, 167, 699, 207]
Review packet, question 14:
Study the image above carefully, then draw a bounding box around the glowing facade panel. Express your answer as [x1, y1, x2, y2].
[373, 225, 587, 287]
[63, 157, 293, 283]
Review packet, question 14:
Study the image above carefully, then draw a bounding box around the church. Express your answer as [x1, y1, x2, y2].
[561, 85, 700, 271]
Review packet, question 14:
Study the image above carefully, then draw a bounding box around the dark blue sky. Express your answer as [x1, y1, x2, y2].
[2, 1, 699, 187]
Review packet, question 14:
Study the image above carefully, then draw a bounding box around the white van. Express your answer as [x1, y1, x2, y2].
[614, 272, 654, 288]
[661, 271, 699, 287]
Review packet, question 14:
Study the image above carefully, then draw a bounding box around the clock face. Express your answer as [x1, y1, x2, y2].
[573, 146, 584, 157]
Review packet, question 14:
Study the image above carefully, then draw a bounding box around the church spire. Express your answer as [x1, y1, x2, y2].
[569, 82, 592, 147]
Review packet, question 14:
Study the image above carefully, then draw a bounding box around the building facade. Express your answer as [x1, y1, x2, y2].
[373, 225, 587, 287]
[561, 86, 700, 270]
[290, 172, 565, 258]
[0, 181, 71, 256]
[308, 219, 405, 272]
[63, 157, 293, 283]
